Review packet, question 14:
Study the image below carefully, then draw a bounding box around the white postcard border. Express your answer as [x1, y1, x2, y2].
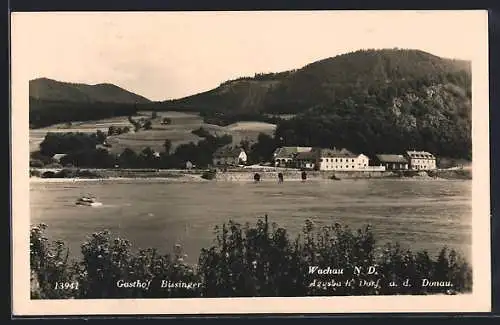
[11, 10, 491, 315]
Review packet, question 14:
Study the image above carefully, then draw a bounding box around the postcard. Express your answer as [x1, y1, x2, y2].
[11, 10, 491, 315]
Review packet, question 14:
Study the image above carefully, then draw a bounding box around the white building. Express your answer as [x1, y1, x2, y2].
[405, 150, 437, 170]
[292, 147, 372, 171]
[213, 147, 247, 166]
[185, 161, 194, 169]
[316, 148, 370, 171]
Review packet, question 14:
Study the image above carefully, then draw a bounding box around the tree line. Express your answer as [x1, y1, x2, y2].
[29, 98, 138, 129]
[32, 129, 234, 170]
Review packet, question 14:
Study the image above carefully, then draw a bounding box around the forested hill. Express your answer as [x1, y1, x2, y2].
[29, 78, 150, 128]
[29, 78, 150, 104]
[161, 49, 470, 115]
[160, 48, 472, 159]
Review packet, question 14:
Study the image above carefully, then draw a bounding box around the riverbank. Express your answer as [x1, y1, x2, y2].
[29, 175, 208, 183]
[29, 167, 472, 182]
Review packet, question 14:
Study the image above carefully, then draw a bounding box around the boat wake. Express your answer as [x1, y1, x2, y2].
[75, 196, 103, 207]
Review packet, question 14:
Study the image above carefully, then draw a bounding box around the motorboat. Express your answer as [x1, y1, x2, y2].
[76, 196, 102, 207]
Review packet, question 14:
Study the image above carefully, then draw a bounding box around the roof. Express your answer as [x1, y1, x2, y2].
[213, 147, 245, 158]
[273, 146, 312, 159]
[406, 151, 435, 159]
[318, 148, 358, 158]
[376, 154, 408, 163]
[295, 150, 318, 160]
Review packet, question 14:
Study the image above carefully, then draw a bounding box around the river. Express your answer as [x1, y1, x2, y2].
[30, 178, 472, 264]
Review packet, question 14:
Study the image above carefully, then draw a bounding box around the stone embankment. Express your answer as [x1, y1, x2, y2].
[30, 167, 472, 181]
[214, 169, 472, 181]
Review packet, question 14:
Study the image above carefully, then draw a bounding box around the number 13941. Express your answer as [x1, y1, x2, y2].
[54, 282, 79, 290]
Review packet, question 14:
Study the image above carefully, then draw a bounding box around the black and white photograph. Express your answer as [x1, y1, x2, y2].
[11, 10, 491, 315]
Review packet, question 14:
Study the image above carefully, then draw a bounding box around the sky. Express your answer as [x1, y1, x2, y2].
[11, 10, 487, 101]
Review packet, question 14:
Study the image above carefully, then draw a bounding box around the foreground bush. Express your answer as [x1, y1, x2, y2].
[30, 216, 472, 299]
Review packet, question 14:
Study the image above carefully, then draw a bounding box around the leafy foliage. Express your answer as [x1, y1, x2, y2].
[31, 216, 472, 299]
[191, 127, 213, 138]
[168, 133, 232, 168]
[248, 133, 278, 164]
[274, 89, 471, 159]
[34, 126, 233, 169]
[39, 132, 101, 157]
[30, 98, 139, 128]
[30, 224, 79, 299]
[107, 126, 130, 136]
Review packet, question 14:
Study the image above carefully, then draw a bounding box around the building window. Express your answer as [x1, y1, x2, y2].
[352, 166, 355, 168]
[335, 159, 338, 162]
[352, 159, 354, 162]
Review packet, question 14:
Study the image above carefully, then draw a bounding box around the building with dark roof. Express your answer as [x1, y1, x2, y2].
[374, 154, 409, 170]
[295, 150, 318, 170]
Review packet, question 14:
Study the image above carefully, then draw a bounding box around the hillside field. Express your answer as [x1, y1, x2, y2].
[29, 111, 276, 154]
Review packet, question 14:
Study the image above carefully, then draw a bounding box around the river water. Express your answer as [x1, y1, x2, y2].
[30, 178, 472, 264]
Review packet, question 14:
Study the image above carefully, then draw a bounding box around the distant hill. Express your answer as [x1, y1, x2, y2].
[156, 48, 472, 159]
[29, 78, 151, 104]
[29, 49, 473, 159]
[29, 78, 150, 128]
[261, 48, 470, 114]
[158, 49, 470, 116]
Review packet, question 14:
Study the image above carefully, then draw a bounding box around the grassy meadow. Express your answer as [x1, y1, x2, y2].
[29, 111, 277, 154]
